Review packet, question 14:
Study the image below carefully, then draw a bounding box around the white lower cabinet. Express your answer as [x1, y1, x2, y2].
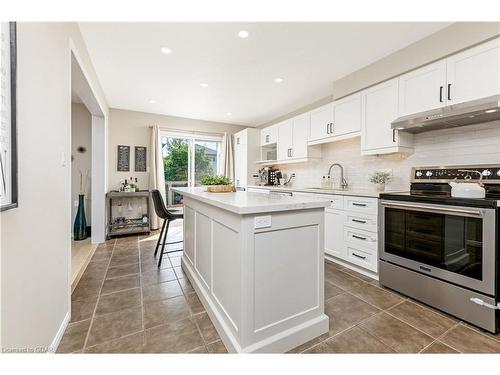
[294, 191, 378, 273]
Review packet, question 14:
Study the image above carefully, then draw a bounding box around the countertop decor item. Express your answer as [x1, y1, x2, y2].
[73, 170, 89, 241]
[200, 174, 235, 193]
[369, 171, 392, 192]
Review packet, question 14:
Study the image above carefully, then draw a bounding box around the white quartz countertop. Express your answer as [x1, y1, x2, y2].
[247, 185, 406, 198]
[172, 187, 331, 214]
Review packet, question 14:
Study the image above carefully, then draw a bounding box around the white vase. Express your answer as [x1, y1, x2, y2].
[375, 183, 386, 192]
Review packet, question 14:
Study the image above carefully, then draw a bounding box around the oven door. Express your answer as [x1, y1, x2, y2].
[380, 200, 496, 296]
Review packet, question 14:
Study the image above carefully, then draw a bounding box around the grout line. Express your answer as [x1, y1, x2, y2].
[81, 238, 117, 351]
[455, 321, 500, 345]
[418, 321, 462, 353]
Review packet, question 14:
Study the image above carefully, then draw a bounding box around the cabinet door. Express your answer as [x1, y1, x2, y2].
[398, 60, 447, 116]
[261, 125, 278, 146]
[291, 114, 309, 158]
[277, 121, 293, 160]
[309, 103, 333, 142]
[325, 209, 346, 259]
[446, 37, 500, 105]
[361, 78, 399, 152]
[332, 93, 361, 136]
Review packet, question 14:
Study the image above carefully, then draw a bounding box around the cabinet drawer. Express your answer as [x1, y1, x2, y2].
[345, 196, 377, 214]
[328, 195, 344, 210]
[346, 245, 377, 272]
[344, 226, 377, 250]
[345, 212, 377, 232]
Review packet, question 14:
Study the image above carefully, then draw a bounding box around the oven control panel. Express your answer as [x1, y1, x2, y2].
[412, 165, 500, 183]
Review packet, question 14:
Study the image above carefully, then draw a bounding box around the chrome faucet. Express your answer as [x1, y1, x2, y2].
[327, 163, 348, 189]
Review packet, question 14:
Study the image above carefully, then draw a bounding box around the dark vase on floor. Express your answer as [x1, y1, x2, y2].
[74, 194, 88, 241]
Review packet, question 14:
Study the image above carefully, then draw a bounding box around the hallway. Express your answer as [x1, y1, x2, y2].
[58, 223, 227, 353]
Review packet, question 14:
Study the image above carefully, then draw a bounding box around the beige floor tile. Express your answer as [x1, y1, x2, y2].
[169, 256, 182, 267]
[86, 306, 143, 347]
[108, 254, 139, 268]
[189, 346, 209, 353]
[95, 288, 142, 316]
[287, 334, 330, 353]
[100, 274, 140, 295]
[325, 269, 367, 291]
[178, 276, 195, 295]
[349, 283, 404, 310]
[70, 296, 98, 323]
[340, 268, 376, 283]
[206, 340, 228, 353]
[185, 293, 205, 315]
[325, 293, 380, 336]
[71, 278, 102, 302]
[173, 266, 187, 279]
[142, 280, 183, 303]
[421, 341, 459, 354]
[440, 324, 500, 353]
[324, 260, 344, 270]
[106, 262, 140, 279]
[194, 312, 220, 344]
[143, 295, 191, 329]
[141, 268, 177, 286]
[358, 312, 433, 353]
[78, 260, 109, 283]
[387, 300, 457, 338]
[85, 331, 146, 353]
[56, 319, 91, 353]
[305, 326, 395, 354]
[324, 280, 345, 301]
[143, 318, 204, 353]
[90, 247, 113, 262]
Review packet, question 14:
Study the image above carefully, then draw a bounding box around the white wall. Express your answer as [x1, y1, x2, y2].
[108, 108, 246, 191]
[71, 103, 92, 225]
[0, 22, 108, 350]
[275, 121, 500, 191]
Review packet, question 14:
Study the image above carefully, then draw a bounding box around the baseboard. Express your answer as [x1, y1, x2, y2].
[50, 311, 70, 353]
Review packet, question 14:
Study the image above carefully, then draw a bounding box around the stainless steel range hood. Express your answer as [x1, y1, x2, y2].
[391, 95, 500, 134]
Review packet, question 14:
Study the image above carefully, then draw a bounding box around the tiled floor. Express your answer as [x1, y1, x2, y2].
[58, 227, 500, 354]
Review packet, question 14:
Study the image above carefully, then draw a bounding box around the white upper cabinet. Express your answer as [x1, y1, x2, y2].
[234, 128, 260, 189]
[398, 60, 447, 117]
[261, 125, 278, 146]
[291, 114, 310, 159]
[309, 103, 333, 142]
[277, 120, 293, 161]
[332, 93, 361, 137]
[361, 78, 413, 155]
[446, 37, 500, 105]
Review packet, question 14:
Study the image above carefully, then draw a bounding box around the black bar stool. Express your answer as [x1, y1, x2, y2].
[151, 189, 183, 268]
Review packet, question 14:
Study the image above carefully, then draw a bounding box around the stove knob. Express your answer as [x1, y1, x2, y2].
[425, 171, 433, 177]
[416, 171, 423, 177]
[482, 169, 492, 177]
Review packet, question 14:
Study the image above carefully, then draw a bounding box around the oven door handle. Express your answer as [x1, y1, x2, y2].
[380, 200, 484, 218]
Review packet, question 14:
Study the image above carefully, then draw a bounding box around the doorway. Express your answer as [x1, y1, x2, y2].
[70, 48, 106, 291]
[161, 133, 222, 207]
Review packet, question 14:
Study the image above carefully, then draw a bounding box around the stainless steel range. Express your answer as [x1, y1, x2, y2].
[379, 165, 500, 333]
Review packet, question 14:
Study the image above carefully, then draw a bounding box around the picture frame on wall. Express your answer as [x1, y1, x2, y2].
[117, 145, 130, 172]
[135, 146, 147, 172]
[0, 22, 18, 211]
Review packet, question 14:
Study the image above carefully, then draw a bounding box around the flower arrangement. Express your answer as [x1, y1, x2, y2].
[369, 171, 392, 191]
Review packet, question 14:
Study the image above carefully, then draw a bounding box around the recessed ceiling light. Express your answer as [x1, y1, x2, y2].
[275, 78, 284, 83]
[160, 47, 172, 54]
[200, 83, 208, 88]
[226, 112, 232, 116]
[149, 99, 157, 104]
[238, 30, 249, 38]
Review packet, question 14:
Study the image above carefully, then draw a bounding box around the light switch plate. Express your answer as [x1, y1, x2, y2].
[254, 215, 272, 229]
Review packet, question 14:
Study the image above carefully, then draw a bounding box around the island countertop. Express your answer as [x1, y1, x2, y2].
[172, 187, 331, 214]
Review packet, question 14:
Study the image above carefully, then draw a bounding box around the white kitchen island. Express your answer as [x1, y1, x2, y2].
[172, 187, 330, 353]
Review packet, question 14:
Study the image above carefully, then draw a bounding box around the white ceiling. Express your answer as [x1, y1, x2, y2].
[79, 22, 451, 126]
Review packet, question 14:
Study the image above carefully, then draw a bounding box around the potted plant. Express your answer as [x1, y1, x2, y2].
[369, 171, 392, 192]
[200, 174, 236, 193]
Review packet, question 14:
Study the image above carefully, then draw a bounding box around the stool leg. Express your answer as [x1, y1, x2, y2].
[154, 219, 167, 257]
[158, 219, 170, 268]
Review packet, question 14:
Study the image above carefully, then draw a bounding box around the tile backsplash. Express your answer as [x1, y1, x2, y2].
[274, 121, 500, 191]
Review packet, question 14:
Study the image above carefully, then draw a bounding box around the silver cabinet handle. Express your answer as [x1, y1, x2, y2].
[352, 234, 367, 241]
[447, 83, 452, 101]
[352, 203, 367, 207]
[326, 123, 330, 134]
[352, 253, 367, 260]
[439, 86, 444, 103]
[380, 200, 483, 218]
[352, 218, 367, 224]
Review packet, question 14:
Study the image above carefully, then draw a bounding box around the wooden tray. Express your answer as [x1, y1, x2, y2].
[206, 184, 236, 193]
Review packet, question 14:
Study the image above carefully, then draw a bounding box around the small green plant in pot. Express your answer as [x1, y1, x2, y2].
[200, 174, 235, 193]
[369, 171, 392, 192]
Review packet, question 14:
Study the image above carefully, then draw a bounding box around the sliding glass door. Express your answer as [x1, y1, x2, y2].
[161, 133, 221, 206]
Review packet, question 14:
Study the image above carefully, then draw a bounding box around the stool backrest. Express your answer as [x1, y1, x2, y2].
[151, 190, 173, 220]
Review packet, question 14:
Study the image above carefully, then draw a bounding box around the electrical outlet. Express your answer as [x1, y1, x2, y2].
[254, 215, 272, 229]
